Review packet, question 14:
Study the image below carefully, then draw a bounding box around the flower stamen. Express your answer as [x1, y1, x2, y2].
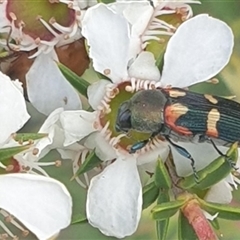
[50, 17, 72, 33]
[37, 16, 59, 38]
[0, 220, 15, 239]
[109, 134, 126, 148]
[72, 150, 92, 188]
[0, 209, 28, 239]
[100, 121, 110, 135]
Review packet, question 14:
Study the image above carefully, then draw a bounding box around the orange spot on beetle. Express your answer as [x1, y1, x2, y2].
[164, 103, 192, 135]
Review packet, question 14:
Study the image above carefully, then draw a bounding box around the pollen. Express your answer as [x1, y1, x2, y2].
[93, 120, 100, 130]
[28, 139, 34, 144]
[158, 38, 165, 44]
[64, 34, 69, 40]
[4, 215, 13, 223]
[55, 160, 62, 167]
[32, 148, 39, 155]
[104, 69, 111, 75]
[9, 12, 17, 21]
[0, 234, 8, 239]
[5, 165, 14, 172]
[22, 230, 29, 237]
[113, 87, 119, 95]
[125, 85, 133, 92]
[34, 38, 41, 45]
[68, 2, 74, 8]
[49, 17, 56, 24]
[49, 0, 59, 3]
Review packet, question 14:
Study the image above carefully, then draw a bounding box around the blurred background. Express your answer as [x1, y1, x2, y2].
[20, 1, 240, 239]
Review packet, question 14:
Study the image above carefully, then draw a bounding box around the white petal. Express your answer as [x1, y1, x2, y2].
[60, 110, 97, 146]
[77, 0, 97, 9]
[224, 173, 237, 189]
[128, 51, 161, 81]
[28, 108, 64, 159]
[87, 157, 142, 238]
[84, 132, 117, 161]
[39, 108, 63, 132]
[24, 108, 79, 160]
[137, 140, 169, 165]
[0, 173, 72, 240]
[26, 50, 82, 115]
[82, 4, 130, 83]
[87, 80, 112, 110]
[122, 2, 153, 37]
[11, 79, 24, 94]
[161, 14, 234, 87]
[109, 1, 153, 58]
[204, 180, 233, 204]
[0, 1, 9, 29]
[171, 141, 229, 177]
[0, 72, 30, 145]
[57, 144, 84, 160]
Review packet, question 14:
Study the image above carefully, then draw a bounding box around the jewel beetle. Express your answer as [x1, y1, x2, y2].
[115, 87, 240, 177]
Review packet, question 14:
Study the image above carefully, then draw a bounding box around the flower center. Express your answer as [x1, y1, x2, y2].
[6, 0, 75, 41]
[99, 79, 158, 153]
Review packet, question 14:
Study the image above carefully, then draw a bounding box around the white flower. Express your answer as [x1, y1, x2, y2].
[0, 72, 72, 239]
[80, 3, 233, 238]
[34, 1, 233, 238]
[0, 173, 72, 240]
[21, 107, 118, 188]
[0, 71, 30, 145]
[0, 70, 30, 173]
[0, 0, 95, 115]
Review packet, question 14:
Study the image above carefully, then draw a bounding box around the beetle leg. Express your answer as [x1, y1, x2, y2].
[129, 132, 159, 153]
[207, 137, 238, 170]
[129, 139, 150, 153]
[165, 136, 199, 182]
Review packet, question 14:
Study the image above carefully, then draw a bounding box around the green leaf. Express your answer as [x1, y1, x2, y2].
[179, 155, 225, 189]
[158, 189, 170, 203]
[14, 133, 48, 142]
[156, 190, 170, 240]
[154, 158, 171, 189]
[179, 142, 238, 190]
[58, 62, 90, 97]
[0, 145, 31, 162]
[151, 200, 185, 221]
[156, 219, 169, 240]
[71, 150, 102, 179]
[0, 50, 11, 58]
[96, 71, 111, 81]
[142, 181, 159, 209]
[199, 199, 240, 221]
[71, 213, 87, 224]
[178, 212, 198, 240]
[98, 0, 115, 3]
[210, 217, 220, 230]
